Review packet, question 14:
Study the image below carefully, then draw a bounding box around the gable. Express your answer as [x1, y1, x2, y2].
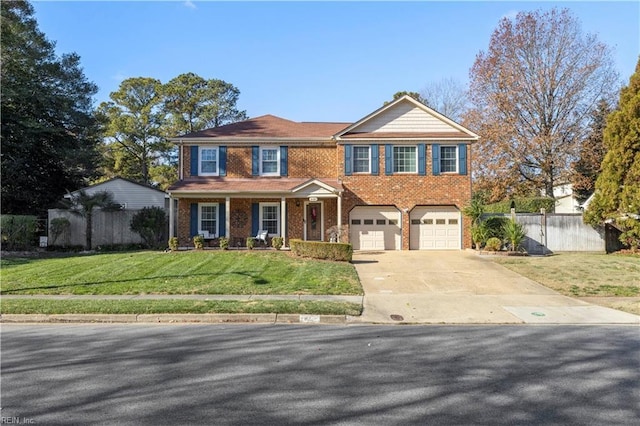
[336, 95, 479, 140]
[67, 178, 167, 209]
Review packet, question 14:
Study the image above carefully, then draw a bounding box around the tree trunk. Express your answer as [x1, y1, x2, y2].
[85, 211, 92, 250]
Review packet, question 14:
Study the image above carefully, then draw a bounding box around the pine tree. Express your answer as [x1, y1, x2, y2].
[585, 58, 640, 250]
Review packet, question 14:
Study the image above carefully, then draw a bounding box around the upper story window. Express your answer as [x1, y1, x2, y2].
[440, 146, 458, 173]
[393, 146, 417, 173]
[260, 147, 280, 176]
[199, 147, 219, 176]
[352, 146, 371, 173]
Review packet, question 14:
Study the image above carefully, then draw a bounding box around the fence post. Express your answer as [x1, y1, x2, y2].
[540, 208, 547, 254]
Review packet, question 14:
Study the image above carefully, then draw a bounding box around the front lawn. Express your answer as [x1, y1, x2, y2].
[492, 252, 640, 314]
[0, 251, 362, 296]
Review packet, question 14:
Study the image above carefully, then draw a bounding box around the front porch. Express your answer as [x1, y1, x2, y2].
[168, 178, 344, 248]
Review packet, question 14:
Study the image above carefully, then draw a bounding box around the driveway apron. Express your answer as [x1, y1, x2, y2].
[351, 251, 640, 324]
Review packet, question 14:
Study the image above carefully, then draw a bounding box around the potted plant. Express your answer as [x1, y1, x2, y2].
[168, 237, 179, 251]
[271, 236, 283, 250]
[219, 237, 229, 250]
[246, 237, 255, 250]
[193, 235, 204, 250]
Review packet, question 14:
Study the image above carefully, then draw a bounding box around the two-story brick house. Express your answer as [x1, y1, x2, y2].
[167, 95, 479, 250]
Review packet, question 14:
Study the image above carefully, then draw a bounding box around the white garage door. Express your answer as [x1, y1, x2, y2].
[350, 206, 401, 250]
[410, 206, 461, 250]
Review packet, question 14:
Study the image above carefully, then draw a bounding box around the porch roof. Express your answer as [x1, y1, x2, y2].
[168, 177, 343, 197]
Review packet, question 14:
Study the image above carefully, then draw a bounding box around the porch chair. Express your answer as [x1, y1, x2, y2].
[254, 230, 268, 247]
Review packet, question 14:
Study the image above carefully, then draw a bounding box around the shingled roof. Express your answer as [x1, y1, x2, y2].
[175, 115, 350, 139]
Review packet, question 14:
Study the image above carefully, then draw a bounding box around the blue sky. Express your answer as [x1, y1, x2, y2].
[32, 1, 639, 123]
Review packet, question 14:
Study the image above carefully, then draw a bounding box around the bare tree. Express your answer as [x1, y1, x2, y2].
[420, 77, 468, 122]
[466, 8, 619, 200]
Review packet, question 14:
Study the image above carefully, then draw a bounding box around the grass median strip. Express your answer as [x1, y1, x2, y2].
[0, 299, 363, 316]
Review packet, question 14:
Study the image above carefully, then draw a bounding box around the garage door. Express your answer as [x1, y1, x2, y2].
[350, 206, 401, 250]
[410, 206, 461, 250]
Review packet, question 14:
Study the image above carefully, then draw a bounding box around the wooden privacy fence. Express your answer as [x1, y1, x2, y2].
[47, 209, 169, 249]
[482, 212, 606, 254]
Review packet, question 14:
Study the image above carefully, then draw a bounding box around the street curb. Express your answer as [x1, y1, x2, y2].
[0, 313, 351, 324]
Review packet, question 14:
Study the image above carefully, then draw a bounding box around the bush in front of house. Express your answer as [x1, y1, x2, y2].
[246, 237, 255, 250]
[193, 235, 204, 249]
[271, 236, 283, 250]
[1, 215, 38, 250]
[290, 239, 353, 262]
[130, 207, 167, 249]
[483, 216, 509, 240]
[485, 237, 503, 251]
[503, 219, 527, 252]
[168, 237, 179, 251]
[219, 237, 229, 250]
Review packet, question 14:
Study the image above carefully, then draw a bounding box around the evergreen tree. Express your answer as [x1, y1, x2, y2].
[586, 58, 640, 250]
[1, 1, 100, 215]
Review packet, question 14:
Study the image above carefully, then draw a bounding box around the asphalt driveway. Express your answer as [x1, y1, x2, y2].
[350, 251, 640, 324]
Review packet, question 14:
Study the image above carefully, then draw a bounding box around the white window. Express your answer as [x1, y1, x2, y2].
[393, 146, 417, 173]
[199, 204, 218, 235]
[260, 147, 280, 176]
[199, 147, 219, 176]
[440, 146, 458, 173]
[260, 203, 280, 235]
[352, 146, 371, 173]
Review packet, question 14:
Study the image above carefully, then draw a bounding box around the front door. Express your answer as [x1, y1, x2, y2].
[306, 202, 322, 241]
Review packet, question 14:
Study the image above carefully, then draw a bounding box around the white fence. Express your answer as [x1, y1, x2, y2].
[48, 209, 167, 249]
[483, 213, 605, 254]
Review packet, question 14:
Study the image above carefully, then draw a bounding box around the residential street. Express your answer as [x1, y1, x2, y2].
[1, 324, 638, 425]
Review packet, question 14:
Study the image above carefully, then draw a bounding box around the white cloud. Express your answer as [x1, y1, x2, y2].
[184, 1, 196, 9]
[500, 10, 519, 22]
[111, 71, 127, 82]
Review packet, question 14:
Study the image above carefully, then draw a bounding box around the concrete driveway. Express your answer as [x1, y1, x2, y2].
[351, 251, 640, 324]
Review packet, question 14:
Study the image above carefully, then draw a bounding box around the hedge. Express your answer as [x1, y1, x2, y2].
[484, 197, 555, 213]
[289, 239, 353, 262]
[1, 215, 37, 250]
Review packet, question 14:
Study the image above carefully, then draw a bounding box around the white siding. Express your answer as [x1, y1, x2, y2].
[71, 179, 166, 210]
[352, 103, 458, 133]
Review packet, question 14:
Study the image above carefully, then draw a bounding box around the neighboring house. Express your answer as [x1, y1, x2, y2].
[167, 95, 479, 250]
[544, 183, 582, 213]
[62, 177, 169, 210]
[48, 177, 169, 248]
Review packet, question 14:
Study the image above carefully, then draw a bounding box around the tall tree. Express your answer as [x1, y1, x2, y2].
[162, 72, 248, 136]
[571, 99, 612, 204]
[466, 8, 619, 200]
[97, 77, 168, 185]
[420, 77, 468, 121]
[1, 0, 100, 216]
[586, 58, 640, 250]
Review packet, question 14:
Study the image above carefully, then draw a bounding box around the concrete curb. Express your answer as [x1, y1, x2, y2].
[0, 313, 351, 325]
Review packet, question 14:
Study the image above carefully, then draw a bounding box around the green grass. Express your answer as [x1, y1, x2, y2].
[0, 299, 363, 316]
[0, 251, 362, 296]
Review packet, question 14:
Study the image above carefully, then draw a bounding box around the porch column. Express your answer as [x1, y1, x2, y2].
[225, 197, 231, 238]
[281, 197, 287, 244]
[337, 193, 342, 228]
[169, 196, 175, 238]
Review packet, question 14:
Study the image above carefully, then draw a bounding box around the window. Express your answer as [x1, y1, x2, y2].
[260, 203, 280, 235]
[199, 204, 217, 234]
[393, 146, 417, 173]
[260, 147, 280, 176]
[353, 146, 371, 173]
[440, 146, 458, 173]
[351, 219, 361, 225]
[376, 219, 386, 225]
[199, 147, 218, 175]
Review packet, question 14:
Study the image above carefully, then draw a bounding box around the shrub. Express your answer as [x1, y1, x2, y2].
[503, 219, 526, 252]
[271, 236, 283, 250]
[168, 237, 179, 251]
[219, 237, 229, 250]
[471, 222, 489, 249]
[246, 237, 255, 250]
[483, 216, 508, 240]
[130, 207, 167, 249]
[462, 198, 485, 225]
[193, 235, 204, 249]
[485, 237, 503, 251]
[1, 215, 37, 250]
[290, 239, 353, 262]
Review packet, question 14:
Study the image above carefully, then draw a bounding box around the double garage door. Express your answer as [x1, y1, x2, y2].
[349, 205, 461, 250]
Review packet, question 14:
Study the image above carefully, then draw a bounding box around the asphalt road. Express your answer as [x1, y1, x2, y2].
[1, 324, 638, 425]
